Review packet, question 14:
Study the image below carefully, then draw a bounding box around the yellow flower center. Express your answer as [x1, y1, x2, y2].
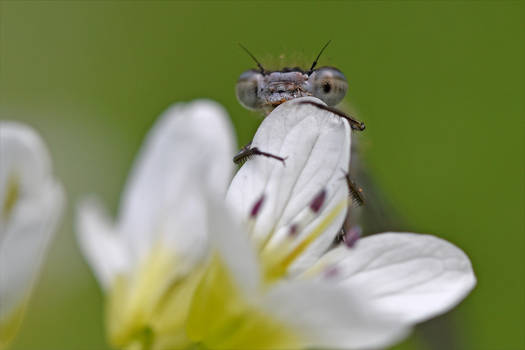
[186, 255, 301, 350]
[261, 199, 347, 283]
[2, 174, 20, 220]
[106, 245, 204, 350]
[0, 302, 26, 350]
[106, 198, 347, 350]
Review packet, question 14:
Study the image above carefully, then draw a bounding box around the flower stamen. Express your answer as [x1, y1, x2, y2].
[264, 188, 328, 253]
[280, 198, 346, 272]
[263, 197, 347, 282]
[343, 225, 362, 248]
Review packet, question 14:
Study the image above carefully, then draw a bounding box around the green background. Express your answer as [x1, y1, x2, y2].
[1, 1, 523, 349]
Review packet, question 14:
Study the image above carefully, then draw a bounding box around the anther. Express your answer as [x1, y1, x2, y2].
[343, 225, 362, 248]
[288, 223, 299, 237]
[250, 194, 265, 218]
[309, 189, 327, 213]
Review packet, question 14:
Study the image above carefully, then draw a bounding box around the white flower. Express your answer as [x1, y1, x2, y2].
[77, 97, 475, 350]
[0, 122, 65, 349]
[76, 100, 236, 349]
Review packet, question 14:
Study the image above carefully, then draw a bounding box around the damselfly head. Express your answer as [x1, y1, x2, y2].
[236, 41, 348, 113]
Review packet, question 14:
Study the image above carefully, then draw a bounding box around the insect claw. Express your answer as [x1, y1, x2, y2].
[299, 101, 365, 132]
[354, 121, 366, 131]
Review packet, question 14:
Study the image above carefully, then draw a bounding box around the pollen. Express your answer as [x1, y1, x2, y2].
[2, 174, 20, 220]
[186, 255, 301, 349]
[107, 245, 203, 350]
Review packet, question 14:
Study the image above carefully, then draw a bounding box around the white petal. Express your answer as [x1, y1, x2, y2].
[286, 187, 348, 276]
[0, 122, 51, 220]
[310, 233, 476, 324]
[226, 97, 350, 268]
[117, 100, 236, 260]
[261, 280, 409, 349]
[75, 197, 128, 289]
[206, 194, 261, 294]
[0, 122, 64, 322]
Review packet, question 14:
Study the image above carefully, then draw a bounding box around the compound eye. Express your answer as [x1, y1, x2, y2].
[236, 70, 263, 110]
[308, 67, 348, 106]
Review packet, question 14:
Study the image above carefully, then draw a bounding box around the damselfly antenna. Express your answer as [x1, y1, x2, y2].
[309, 40, 332, 73]
[239, 43, 265, 74]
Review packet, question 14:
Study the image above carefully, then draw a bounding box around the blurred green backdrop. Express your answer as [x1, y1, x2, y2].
[1, 1, 523, 350]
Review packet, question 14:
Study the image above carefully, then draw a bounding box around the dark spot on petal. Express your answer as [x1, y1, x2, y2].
[324, 265, 339, 279]
[309, 189, 326, 213]
[250, 194, 265, 218]
[289, 223, 299, 237]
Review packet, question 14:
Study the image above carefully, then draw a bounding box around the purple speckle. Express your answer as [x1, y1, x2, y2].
[344, 226, 362, 248]
[324, 265, 339, 279]
[288, 223, 299, 237]
[250, 194, 265, 218]
[309, 189, 326, 213]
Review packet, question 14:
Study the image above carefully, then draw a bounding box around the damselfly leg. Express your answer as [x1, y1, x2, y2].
[233, 143, 287, 165]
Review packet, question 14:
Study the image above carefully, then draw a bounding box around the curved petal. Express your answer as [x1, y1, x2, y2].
[76, 197, 128, 289]
[0, 182, 64, 319]
[0, 122, 64, 339]
[261, 280, 409, 349]
[117, 100, 236, 260]
[0, 122, 51, 223]
[226, 97, 350, 272]
[306, 233, 476, 324]
[206, 193, 261, 294]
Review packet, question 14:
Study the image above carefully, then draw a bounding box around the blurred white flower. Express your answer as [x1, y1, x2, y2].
[0, 122, 64, 349]
[77, 97, 476, 350]
[76, 100, 236, 349]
